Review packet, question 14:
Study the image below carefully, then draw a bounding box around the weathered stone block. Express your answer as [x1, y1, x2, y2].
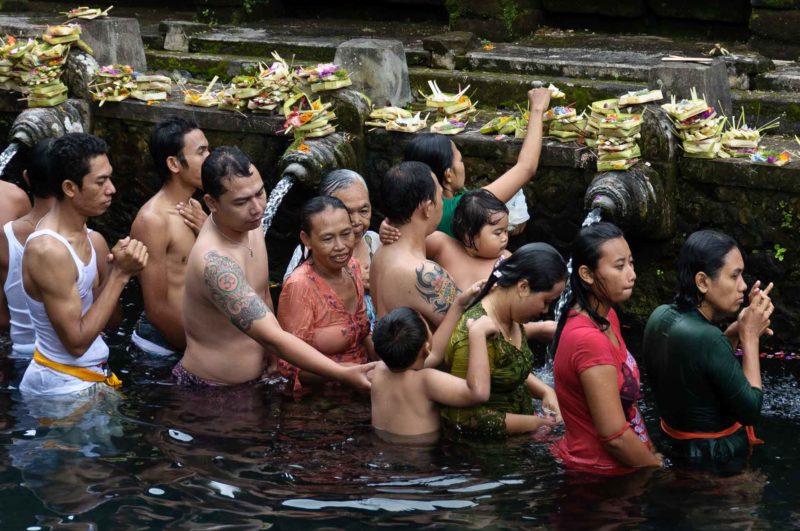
[334, 39, 411, 107]
[79, 17, 147, 72]
[748, 35, 800, 61]
[641, 106, 679, 163]
[750, 8, 800, 43]
[648, 60, 732, 118]
[422, 31, 479, 55]
[751, 0, 800, 8]
[63, 49, 99, 100]
[648, 0, 750, 23]
[164, 26, 189, 53]
[541, 0, 646, 17]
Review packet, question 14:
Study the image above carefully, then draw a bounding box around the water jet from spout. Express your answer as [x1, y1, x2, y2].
[261, 163, 307, 235]
[0, 143, 20, 178]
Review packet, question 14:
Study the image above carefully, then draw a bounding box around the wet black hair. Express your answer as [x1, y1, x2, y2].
[404, 133, 452, 187]
[452, 189, 508, 249]
[380, 161, 437, 225]
[201, 146, 253, 199]
[470, 242, 567, 309]
[300, 195, 349, 235]
[49, 133, 109, 200]
[372, 307, 429, 370]
[150, 115, 201, 185]
[552, 222, 626, 351]
[674, 229, 739, 311]
[25, 137, 54, 199]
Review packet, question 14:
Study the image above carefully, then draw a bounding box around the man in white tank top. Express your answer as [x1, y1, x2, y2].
[19, 133, 148, 396]
[0, 139, 56, 358]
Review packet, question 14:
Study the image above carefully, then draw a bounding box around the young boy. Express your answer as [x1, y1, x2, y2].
[370, 285, 495, 442]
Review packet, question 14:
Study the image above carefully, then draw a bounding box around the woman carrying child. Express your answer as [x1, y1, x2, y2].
[552, 222, 663, 474]
[277, 196, 373, 392]
[440, 243, 566, 439]
[382, 87, 550, 239]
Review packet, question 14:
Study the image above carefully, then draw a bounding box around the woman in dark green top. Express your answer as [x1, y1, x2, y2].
[642, 230, 774, 464]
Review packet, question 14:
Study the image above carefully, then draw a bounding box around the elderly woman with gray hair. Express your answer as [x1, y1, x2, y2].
[284, 169, 381, 326]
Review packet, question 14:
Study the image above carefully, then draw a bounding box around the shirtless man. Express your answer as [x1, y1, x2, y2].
[176, 146, 373, 389]
[0, 179, 32, 227]
[0, 139, 56, 357]
[19, 133, 148, 396]
[130, 116, 209, 354]
[370, 161, 459, 328]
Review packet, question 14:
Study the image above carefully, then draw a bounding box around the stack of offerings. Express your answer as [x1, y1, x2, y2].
[131, 73, 171, 102]
[365, 106, 412, 128]
[15, 24, 83, 107]
[249, 53, 297, 113]
[420, 81, 477, 123]
[297, 62, 351, 93]
[719, 109, 779, 159]
[586, 98, 618, 148]
[596, 112, 642, 171]
[661, 88, 723, 159]
[63, 5, 113, 19]
[218, 75, 261, 112]
[90, 64, 135, 105]
[543, 105, 586, 143]
[281, 93, 337, 139]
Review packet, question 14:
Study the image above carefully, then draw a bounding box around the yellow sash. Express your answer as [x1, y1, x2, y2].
[33, 350, 122, 388]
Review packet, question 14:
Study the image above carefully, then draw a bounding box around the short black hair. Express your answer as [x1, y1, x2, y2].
[674, 230, 739, 311]
[452, 189, 508, 249]
[372, 307, 428, 370]
[49, 133, 109, 200]
[149, 115, 200, 185]
[300, 195, 348, 235]
[26, 137, 55, 199]
[380, 161, 436, 225]
[201, 146, 253, 199]
[404, 133, 452, 187]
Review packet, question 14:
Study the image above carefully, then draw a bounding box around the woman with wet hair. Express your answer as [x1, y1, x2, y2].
[642, 229, 773, 465]
[277, 196, 372, 392]
[381, 88, 550, 240]
[552, 222, 662, 474]
[438, 242, 566, 439]
[284, 169, 380, 326]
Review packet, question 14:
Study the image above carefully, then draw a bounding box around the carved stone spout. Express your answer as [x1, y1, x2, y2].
[8, 99, 91, 148]
[584, 164, 674, 239]
[277, 132, 359, 191]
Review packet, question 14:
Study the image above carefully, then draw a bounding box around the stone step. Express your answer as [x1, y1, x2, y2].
[755, 62, 800, 92]
[732, 89, 800, 136]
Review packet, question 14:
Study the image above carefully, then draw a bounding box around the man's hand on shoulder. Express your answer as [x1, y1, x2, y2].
[203, 250, 269, 331]
[177, 198, 208, 236]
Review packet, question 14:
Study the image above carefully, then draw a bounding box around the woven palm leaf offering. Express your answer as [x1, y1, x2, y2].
[595, 112, 643, 171]
[63, 5, 113, 20]
[131, 73, 171, 102]
[297, 62, 352, 92]
[385, 112, 429, 133]
[249, 52, 297, 113]
[719, 108, 779, 159]
[420, 81, 477, 119]
[90, 63, 134, 105]
[543, 104, 587, 144]
[430, 117, 466, 135]
[585, 98, 618, 147]
[281, 93, 337, 139]
[18, 37, 71, 108]
[44, 24, 92, 54]
[618, 88, 663, 107]
[365, 106, 412, 128]
[181, 75, 220, 107]
[662, 88, 724, 159]
[547, 83, 566, 99]
[479, 114, 517, 135]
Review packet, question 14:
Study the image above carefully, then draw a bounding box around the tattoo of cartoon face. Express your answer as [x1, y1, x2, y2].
[415, 262, 459, 314]
[203, 250, 269, 331]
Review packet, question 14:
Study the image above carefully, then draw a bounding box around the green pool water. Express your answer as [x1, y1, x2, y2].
[0, 297, 798, 529]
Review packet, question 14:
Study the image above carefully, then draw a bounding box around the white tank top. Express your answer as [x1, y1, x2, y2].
[3, 221, 35, 352]
[23, 228, 109, 367]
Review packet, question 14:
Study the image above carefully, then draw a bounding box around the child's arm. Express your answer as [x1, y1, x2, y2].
[422, 315, 495, 407]
[424, 280, 484, 368]
[525, 373, 561, 422]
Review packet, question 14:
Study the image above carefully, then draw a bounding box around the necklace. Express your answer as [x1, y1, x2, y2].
[209, 214, 253, 258]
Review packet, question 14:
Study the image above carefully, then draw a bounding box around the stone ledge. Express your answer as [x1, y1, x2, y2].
[756, 63, 800, 92]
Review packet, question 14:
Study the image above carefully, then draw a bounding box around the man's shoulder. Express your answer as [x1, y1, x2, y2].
[23, 233, 73, 273]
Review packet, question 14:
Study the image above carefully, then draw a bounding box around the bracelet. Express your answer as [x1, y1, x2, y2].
[598, 424, 630, 443]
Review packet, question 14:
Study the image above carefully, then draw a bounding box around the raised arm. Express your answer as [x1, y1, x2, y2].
[483, 88, 550, 203]
[202, 250, 374, 390]
[580, 364, 661, 469]
[25, 236, 147, 357]
[425, 280, 483, 368]
[411, 261, 460, 328]
[130, 212, 187, 349]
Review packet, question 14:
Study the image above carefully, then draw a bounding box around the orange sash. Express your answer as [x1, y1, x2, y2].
[33, 350, 122, 388]
[660, 418, 763, 448]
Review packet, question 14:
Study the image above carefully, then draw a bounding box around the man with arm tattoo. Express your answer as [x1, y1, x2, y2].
[371, 161, 459, 329]
[176, 146, 374, 389]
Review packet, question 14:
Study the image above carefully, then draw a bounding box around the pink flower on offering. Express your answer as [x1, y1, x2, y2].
[316, 63, 339, 78]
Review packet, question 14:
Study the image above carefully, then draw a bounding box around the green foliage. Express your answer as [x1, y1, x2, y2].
[501, 1, 519, 38]
[445, 0, 462, 28]
[774, 244, 787, 262]
[779, 200, 796, 229]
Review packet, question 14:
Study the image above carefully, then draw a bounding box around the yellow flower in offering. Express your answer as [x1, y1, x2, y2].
[311, 100, 322, 110]
[300, 113, 312, 124]
[483, 44, 495, 50]
[297, 143, 311, 153]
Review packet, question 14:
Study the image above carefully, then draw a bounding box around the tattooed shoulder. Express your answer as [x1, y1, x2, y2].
[415, 261, 459, 314]
[203, 250, 269, 331]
